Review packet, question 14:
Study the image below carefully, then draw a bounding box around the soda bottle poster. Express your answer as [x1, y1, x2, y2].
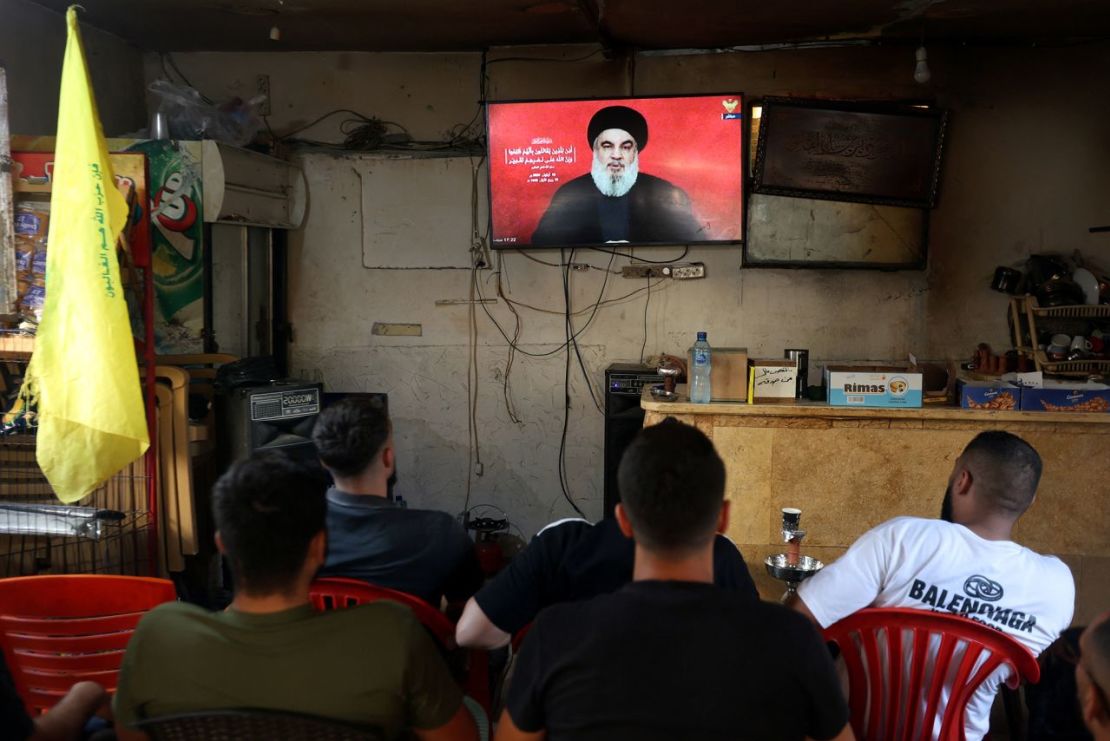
[122, 139, 205, 353]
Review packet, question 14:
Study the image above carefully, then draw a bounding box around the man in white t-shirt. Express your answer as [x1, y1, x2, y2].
[792, 430, 1075, 741]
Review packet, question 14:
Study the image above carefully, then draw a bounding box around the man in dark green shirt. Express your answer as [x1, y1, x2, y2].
[114, 452, 476, 741]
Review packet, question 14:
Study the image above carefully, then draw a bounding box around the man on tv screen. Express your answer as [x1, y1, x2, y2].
[530, 105, 701, 246]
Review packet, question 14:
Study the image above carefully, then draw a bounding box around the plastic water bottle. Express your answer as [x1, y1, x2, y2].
[690, 331, 712, 403]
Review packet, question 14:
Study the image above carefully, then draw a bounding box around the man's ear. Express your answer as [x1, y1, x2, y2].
[1081, 681, 1100, 726]
[717, 500, 730, 535]
[381, 445, 395, 473]
[614, 503, 635, 539]
[953, 467, 974, 497]
[309, 530, 327, 564]
[215, 530, 226, 555]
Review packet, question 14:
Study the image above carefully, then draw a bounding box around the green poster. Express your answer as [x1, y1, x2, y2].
[122, 140, 204, 353]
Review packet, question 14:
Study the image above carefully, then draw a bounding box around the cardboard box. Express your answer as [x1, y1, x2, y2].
[688, 346, 748, 401]
[1018, 381, 1110, 413]
[750, 359, 797, 403]
[826, 365, 923, 408]
[958, 380, 1022, 411]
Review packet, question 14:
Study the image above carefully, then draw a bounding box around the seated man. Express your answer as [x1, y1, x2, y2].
[456, 511, 758, 648]
[2, 655, 107, 741]
[312, 397, 482, 607]
[496, 418, 852, 741]
[1078, 611, 1110, 741]
[114, 453, 476, 741]
[792, 431, 1075, 741]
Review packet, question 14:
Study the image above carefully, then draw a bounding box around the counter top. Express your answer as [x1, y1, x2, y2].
[641, 385, 1110, 620]
[641, 387, 1110, 426]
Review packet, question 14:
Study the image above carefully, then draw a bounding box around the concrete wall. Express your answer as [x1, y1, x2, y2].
[147, 43, 1110, 538]
[0, 0, 146, 135]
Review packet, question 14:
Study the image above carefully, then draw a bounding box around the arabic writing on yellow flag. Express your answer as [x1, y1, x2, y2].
[19, 6, 149, 503]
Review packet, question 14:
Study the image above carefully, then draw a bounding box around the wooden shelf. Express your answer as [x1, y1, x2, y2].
[11, 180, 51, 194]
[1015, 296, 1110, 378]
[1032, 349, 1110, 377]
[1030, 303, 1110, 320]
[0, 334, 34, 358]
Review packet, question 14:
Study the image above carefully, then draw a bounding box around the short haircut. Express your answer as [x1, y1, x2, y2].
[617, 417, 726, 554]
[212, 452, 328, 595]
[1084, 613, 1110, 706]
[961, 431, 1043, 516]
[312, 397, 391, 478]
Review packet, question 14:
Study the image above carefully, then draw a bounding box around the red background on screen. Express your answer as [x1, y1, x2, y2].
[488, 95, 744, 247]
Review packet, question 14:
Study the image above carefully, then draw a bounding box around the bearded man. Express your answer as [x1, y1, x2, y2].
[530, 105, 702, 246]
[790, 431, 1075, 741]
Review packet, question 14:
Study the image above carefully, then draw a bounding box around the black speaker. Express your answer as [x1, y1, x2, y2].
[603, 363, 664, 519]
[219, 381, 324, 467]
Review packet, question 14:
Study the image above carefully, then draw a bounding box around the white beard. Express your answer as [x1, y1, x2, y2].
[590, 157, 639, 198]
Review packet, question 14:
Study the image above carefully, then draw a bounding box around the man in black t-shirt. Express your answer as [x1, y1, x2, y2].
[494, 418, 852, 741]
[455, 516, 758, 649]
[313, 398, 482, 607]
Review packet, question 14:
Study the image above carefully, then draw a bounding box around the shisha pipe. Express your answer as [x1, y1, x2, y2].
[764, 507, 824, 603]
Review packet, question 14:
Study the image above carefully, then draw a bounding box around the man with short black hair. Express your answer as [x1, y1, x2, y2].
[1078, 611, 1110, 740]
[530, 105, 702, 246]
[455, 512, 758, 649]
[113, 453, 476, 741]
[495, 418, 852, 741]
[793, 431, 1075, 741]
[313, 397, 482, 607]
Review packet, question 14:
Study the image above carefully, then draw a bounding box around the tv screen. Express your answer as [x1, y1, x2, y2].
[487, 94, 745, 250]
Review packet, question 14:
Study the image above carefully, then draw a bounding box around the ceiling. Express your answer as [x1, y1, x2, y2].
[25, 0, 1110, 52]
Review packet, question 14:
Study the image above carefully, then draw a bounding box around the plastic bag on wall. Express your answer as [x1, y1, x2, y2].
[148, 79, 264, 147]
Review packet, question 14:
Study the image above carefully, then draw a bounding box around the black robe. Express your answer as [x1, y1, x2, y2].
[530, 172, 702, 247]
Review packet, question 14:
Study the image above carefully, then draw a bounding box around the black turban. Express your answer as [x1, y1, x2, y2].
[587, 106, 648, 151]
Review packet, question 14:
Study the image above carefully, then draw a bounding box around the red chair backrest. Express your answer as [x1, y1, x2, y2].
[823, 607, 1041, 741]
[309, 578, 491, 717]
[308, 577, 455, 647]
[0, 575, 177, 714]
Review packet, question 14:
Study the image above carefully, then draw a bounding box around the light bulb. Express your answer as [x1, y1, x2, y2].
[913, 46, 931, 84]
[269, 25, 281, 41]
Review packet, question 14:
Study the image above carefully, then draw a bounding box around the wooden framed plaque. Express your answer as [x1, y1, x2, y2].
[753, 97, 947, 209]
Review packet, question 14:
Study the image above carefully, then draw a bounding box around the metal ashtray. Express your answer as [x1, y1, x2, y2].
[649, 384, 678, 402]
[764, 553, 824, 583]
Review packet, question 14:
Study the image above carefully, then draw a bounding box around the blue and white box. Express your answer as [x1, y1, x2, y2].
[826, 366, 923, 408]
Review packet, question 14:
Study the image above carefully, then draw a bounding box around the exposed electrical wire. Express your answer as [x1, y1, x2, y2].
[494, 254, 523, 424]
[587, 245, 690, 263]
[463, 260, 483, 515]
[463, 155, 490, 514]
[160, 54, 214, 104]
[566, 248, 612, 414]
[557, 248, 586, 518]
[484, 49, 606, 67]
[492, 273, 668, 317]
[474, 256, 625, 358]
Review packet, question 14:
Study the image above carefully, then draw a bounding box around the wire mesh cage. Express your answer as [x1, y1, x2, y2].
[0, 355, 154, 577]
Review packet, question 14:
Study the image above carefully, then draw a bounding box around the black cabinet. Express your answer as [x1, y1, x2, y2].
[603, 363, 663, 519]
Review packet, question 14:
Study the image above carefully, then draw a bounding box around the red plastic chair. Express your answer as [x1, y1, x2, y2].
[511, 622, 533, 652]
[0, 575, 177, 714]
[309, 577, 455, 646]
[309, 578, 490, 714]
[823, 607, 1041, 741]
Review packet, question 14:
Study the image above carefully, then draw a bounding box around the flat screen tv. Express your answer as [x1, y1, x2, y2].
[487, 94, 745, 250]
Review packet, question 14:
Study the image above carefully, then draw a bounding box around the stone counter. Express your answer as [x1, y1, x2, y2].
[642, 391, 1110, 625]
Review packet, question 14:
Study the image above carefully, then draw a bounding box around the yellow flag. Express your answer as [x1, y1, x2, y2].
[19, 6, 149, 503]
